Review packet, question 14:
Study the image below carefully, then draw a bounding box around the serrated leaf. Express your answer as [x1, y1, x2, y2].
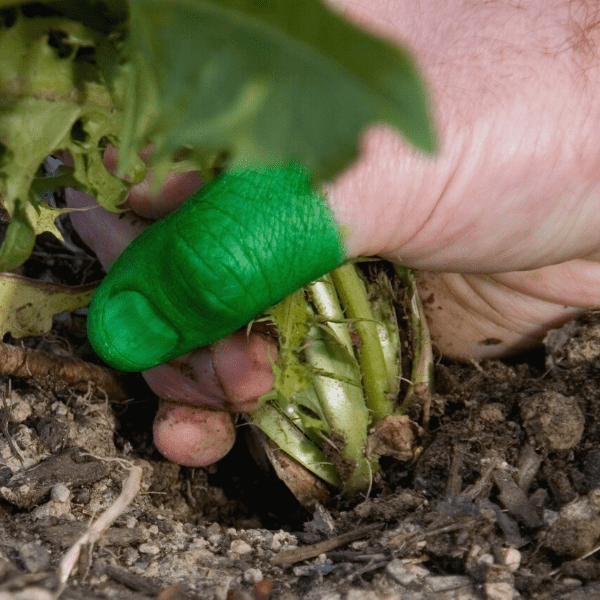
[265, 288, 313, 398]
[121, 0, 436, 183]
[26, 201, 97, 240]
[0, 272, 96, 337]
[0, 12, 131, 268]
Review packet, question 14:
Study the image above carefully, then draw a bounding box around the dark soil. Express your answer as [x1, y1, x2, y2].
[0, 217, 599, 600]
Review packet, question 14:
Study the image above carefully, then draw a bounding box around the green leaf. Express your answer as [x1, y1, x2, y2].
[27, 201, 97, 240]
[266, 288, 313, 399]
[251, 399, 340, 486]
[121, 0, 436, 182]
[0, 272, 96, 337]
[0, 203, 35, 272]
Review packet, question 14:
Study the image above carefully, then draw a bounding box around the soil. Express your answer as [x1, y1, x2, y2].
[0, 216, 600, 600]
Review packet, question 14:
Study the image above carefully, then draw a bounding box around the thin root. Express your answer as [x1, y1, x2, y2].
[55, 465, 143, 594]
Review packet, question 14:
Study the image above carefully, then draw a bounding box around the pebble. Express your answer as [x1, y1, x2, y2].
[385, 559, 419, 587]
[485, 581, 515, 600]
[561, 578, 583, 588]
[16, 542, 51, 573]
[242, 568, 263, 584]
[271, 531, 297, 552]
[499, 548, 521, 572]
[426, 575, 473, 592]
[10, 400, 32, 423]
[138, 543, 160, 555]
[230, 540, 253, 555]
[0, 466, 12, 485]
[50, 483, 70, 503]
[31, 499, 72, 520]
[206, 523, 221, 535]
[125, 516, 137, 529]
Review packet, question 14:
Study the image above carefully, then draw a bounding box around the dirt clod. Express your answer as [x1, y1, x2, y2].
[542, 489, 600, 556]
[520, 391, 584, 451]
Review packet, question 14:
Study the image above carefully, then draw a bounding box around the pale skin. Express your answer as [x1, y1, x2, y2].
[66, 0, 600, 466]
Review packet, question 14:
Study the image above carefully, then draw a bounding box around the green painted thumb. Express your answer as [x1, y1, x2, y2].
[86, 164, 346, 371]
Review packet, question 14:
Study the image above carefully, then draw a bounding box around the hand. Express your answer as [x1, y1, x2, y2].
[67, 0, 600, 466]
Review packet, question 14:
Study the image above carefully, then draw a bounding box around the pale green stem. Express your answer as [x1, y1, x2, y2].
[330, 263, 396, 422]
[306, 275, 374, 495]
[395, 266, 434, 413]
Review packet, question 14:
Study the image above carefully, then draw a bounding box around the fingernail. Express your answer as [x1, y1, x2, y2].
[90, 290, 180, 371]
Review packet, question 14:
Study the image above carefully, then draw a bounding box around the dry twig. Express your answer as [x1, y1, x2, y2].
[271, 523, 384, 566]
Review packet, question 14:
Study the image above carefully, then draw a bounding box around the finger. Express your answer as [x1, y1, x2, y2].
[65, 187, 152, 267]
[153, 402, 236, 467]
[86, 164, 346, 372]
[102, 144, 203, 220]
[142, 330, 277, 413]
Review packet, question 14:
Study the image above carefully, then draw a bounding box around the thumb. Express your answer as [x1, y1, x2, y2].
[87, 164, 346, 371]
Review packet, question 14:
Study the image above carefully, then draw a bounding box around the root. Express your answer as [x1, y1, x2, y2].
[0, 341, 131, 401]
[55, 465, 143, 594]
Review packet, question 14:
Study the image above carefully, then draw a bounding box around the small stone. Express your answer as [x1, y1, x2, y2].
[271, 531, 297, 552]
[138, 544, 160, 555]
[242, 568, 263, 584]
[499, 548, 521, 572]
[561, 578, 583, 588]
[50, 483, 70, 503]
[230, 540, 253, 555]
[485, 581, 515, 600]
[31, 500, 72, 520]
[51, 402, 68, 417]
[426, 575, 473, 592]
[351, 541, 368, 551]
[0, 466, 12, 485]
[206, 523, 221, 535]
[385, 558, 419, 586]
[16, 542, 51, 573]
[9, 400, 32, 423]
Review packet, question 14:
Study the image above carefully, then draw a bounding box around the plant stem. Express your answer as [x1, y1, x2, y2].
[395, 266, 434, 414]
[330, 263, 396, 422]
[306, 275, 373, 495]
